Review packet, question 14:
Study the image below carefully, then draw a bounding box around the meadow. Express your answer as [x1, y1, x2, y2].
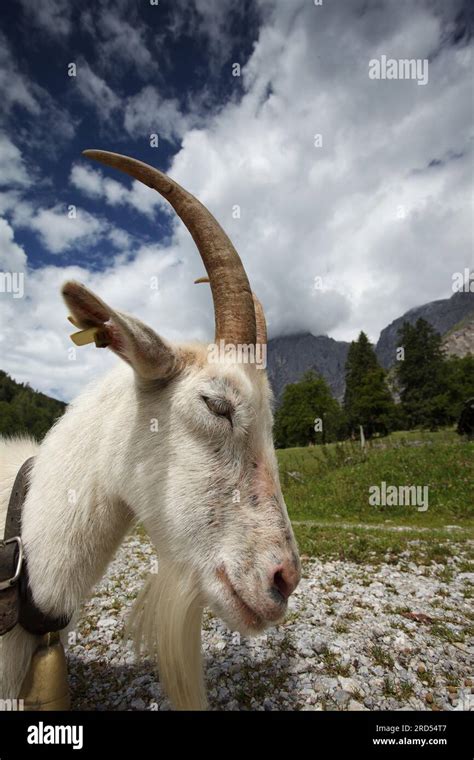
[277, 430, 474, 567]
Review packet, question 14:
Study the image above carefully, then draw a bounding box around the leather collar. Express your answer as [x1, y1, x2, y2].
[0, 457, 72, 636]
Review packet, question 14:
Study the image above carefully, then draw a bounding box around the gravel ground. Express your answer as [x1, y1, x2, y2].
[67, 532, 473, 711]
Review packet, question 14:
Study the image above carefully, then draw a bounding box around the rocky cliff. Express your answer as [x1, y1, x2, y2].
[267, 290, 474, 402]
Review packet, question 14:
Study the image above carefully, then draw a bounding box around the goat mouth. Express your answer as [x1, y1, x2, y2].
[216, 566, 264, 630]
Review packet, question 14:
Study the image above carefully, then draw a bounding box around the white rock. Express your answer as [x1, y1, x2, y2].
[348, 700, 368, 711]
[338, 676, 358, 692]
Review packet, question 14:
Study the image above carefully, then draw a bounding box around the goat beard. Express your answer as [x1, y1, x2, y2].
[125, 561, 207, 711]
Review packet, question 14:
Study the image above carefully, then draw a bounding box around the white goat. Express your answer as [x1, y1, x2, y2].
[0, 150, 301, 710]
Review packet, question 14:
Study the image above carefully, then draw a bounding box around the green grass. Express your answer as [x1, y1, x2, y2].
[382, 429, 459, 444]
[276, 429, 474, 562]
[430, 623, 465, 644]
[320, 646, 351, 677]
[293, 523, 474, 564]
[277, 430, 474, 526]
[382, 678, 415, 701]
[370, 645, 394, 669]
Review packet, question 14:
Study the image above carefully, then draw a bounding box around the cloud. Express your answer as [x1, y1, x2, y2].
[18, 0, 72, 38]
[0, 134, 31, 187]
[168, 0, 261, 66]
[80, 2, 158, 78]
[0, 217, 27, 271]
[106, 227, 133, 251]
[162, 0, 473, 342]
[71, 62, 193, 144]
[0, 141, 133, 259]
[123, 86, 192, 143]
[26, 205, 107, 255]
[1, 0, 472, 402]
[96, 10, 157, 75]
[6, 191, 136, 257]
[0, 32, 40, 117]
[73, 59, 121, 121]
[0, 32, 76, 152]
[69, 164, 103, 197]
[0, 237, 203, 401]
[70, 162, 169, 218]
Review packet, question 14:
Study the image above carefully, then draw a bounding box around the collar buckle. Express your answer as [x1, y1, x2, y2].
[0, 536, 23, 590]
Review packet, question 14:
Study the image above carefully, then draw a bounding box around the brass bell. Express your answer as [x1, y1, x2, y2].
[19, 631, 70, 710]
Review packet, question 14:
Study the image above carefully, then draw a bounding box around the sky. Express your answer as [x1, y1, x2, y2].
[0, 0, 472, 401]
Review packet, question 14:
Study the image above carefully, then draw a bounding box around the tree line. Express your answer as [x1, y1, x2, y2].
[0, 370, 66, 441]
[0, 318, 472, 446]
[274, 318, 474, 448]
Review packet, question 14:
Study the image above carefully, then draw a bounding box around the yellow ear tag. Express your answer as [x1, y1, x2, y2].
[70, 326, 100, 346]
[67, 315, 108, 347]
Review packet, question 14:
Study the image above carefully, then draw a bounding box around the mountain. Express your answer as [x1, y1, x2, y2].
[268, 290, 474, 402]
[267, 333, 350, 402]
[1, 291, 472, 425]
[0, 370, 66, 441]
[375, 290, 474, 368]
[442, 310, 474, 358]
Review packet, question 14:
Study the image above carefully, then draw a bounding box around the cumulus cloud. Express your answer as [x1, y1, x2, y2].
[4, 195, 130, 258]
[1, 0, 472, 401]
[70, 162, 170, 218]
[0, 140, 133, 260]
[0, 235, 206, 401]
[123, 86, 192, 143]
[71, 59, 193, 145]
[0, 217, 27, 271]
[163, 0, 473, 341]
[26, 205, 107, 255]
[69, 164, 103, 198]
[0, 134, 31, 187]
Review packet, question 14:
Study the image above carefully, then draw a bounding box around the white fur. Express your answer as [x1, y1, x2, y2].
[0, 302, 301, 710]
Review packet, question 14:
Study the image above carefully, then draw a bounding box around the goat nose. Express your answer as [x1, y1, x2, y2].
[271, 562, 300, 601]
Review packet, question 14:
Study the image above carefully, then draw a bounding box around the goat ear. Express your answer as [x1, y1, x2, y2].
[61, 280, 183, 380]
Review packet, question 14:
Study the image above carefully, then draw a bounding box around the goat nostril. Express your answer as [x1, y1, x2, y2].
[273, 569, 290, 601]
[271, 562, 300, 601]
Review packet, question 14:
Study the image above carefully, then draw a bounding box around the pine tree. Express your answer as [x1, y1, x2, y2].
[395, 318, 450, 429]
[343, 332, 397, 437]
[442, 354, 474, 426]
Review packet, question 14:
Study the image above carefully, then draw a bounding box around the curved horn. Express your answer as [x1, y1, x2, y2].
[252, 292, 267, 347]
[83, 150, 256, 345]
[194, 277, 266, 346]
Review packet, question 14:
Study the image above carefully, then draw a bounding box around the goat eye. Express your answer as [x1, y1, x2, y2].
[202, 396, 233, 424]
